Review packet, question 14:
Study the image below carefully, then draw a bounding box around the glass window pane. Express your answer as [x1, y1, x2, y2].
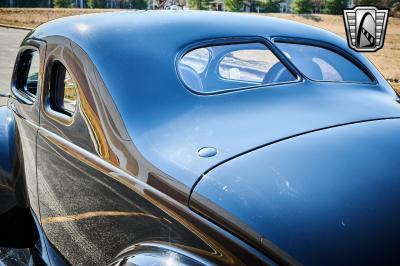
[219, 47, 280, 83]
[51, 62, 77, 116]
[276, 42, 372, 83]
[178, 42, 296, 93]
[179, 48, 210, 74]
[19, 50, 39, 97]
[63, 70, 77, 114]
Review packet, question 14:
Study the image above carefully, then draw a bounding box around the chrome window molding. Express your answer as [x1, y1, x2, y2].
[42, 58, 79, 126]
[175, 36, 303, 96]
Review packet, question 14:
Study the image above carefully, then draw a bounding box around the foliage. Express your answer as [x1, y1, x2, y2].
[87, 0, 106, 8]
[356, 0, 381, 5]
[373, 0, 400, 15]
[126, 0, 147, 9]
[259, 0, 282, 12]
[225, 0, 244, 11]
[323, 0, 347, 14]
[54, 0, 72, 7]
[292, 0, 313, 13]
[0, 0, 50, 7]
[189, 0, 212, 10]
[16, 0, 41, 7]
[355, 0, 399, 13]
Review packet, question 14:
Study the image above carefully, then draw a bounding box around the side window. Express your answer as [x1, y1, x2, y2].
[16, 50, 40, 99]
[178, 42, 296, 94]
[275, 42, 373, 83]
[50, 62, 78, 116]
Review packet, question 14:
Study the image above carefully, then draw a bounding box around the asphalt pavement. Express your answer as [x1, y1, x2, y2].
[0, 27, 28, 91]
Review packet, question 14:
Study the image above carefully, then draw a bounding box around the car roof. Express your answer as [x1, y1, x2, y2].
[27, 11, 399, 193]
[31, 11, 344, 47]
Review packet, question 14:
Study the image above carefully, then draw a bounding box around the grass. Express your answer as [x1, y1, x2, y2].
[0, 8, 116, 28]
[0, 8, 399, 92]
[392, 83, 400, 93]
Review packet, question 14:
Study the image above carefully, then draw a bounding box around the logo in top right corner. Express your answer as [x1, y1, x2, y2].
[343, 6, 389, 52]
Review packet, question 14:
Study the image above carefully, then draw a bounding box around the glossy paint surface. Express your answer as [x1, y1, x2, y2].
[7, 38, 47, 217]
[2, 11, 399, 265]
[0, 106, 20, 214]
[31, 34, 269, 265]
[191, 118, 400, 265]
[27, 11, 398, 193]
[35, 36, 216, 265]
[0, 38, 46, 217]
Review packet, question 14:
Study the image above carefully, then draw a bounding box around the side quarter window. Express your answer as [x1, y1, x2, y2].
[15, 49, 40, 100]
[49, 62, 78, 116]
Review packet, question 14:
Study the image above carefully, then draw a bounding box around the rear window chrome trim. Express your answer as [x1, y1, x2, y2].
[42, 57, 78, 126]
[175, 36, 303, 96]
[271, 36, 378, 85]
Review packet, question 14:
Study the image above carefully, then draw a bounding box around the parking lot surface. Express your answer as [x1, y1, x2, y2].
[0, 27, 28, 91]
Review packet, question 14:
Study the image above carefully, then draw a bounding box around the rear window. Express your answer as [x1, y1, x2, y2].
[178, 42, 296, 93]
[219, 47, 280, 83]
[179, 48, 210, 74]
[275, 42, 373, 83]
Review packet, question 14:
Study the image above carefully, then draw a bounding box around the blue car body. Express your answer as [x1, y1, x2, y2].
[0, 11, 399, 265]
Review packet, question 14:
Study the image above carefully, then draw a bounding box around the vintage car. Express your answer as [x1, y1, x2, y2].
[0, 11, 400, 265]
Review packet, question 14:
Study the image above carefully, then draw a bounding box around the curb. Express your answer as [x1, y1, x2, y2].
[0, 24, 32, 30]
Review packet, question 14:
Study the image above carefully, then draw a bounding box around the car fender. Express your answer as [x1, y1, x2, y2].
[0, 105, 27, 215]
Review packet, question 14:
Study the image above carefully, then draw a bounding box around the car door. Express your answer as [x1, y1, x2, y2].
[36, 39, 107, 265]
[8, 39, 46, 217]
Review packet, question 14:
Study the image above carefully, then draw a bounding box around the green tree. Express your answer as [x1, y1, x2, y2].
[16, 0, 40, 7]
[324, 0, 347, 14]
[87, 0, 106, 8]
[292, 0, 313, 13]
[356, 0, 380, 5]
[225, 0, 244, 11]
[189, 0, 212, 10]
[352, 0, 398, 10]
[259, 0, 282, 12]
[54, 0, 72, 7]
[126, 0, 148, 8]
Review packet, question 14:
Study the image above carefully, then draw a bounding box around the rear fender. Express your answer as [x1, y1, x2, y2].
[0, 106, 27, 215]
[0, 106, 38, 248]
